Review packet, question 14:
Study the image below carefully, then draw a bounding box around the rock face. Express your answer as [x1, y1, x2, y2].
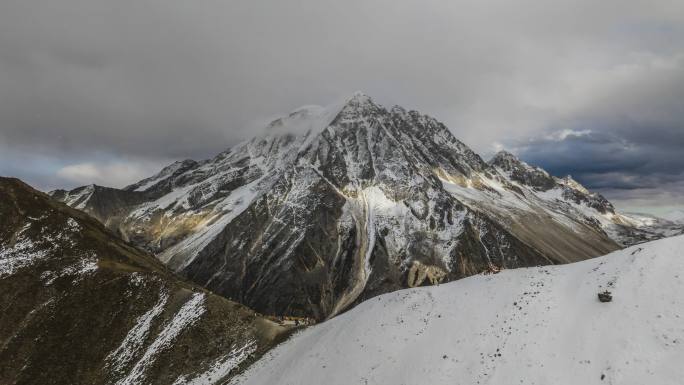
[53, 93, 655, 320]
[488, 150, 557, 191]
[0, 177, 291, 385]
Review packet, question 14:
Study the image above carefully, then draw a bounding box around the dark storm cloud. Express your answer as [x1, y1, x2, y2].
[520, 130, 684, 186]
[515, 121, 684, 210]
[510, 49, 684, 210]
[0, 0, 683, 211]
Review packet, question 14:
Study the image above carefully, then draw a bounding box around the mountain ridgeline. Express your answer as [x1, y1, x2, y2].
[0, 178, 291, 385]
[234, 235, 684, 385]
[51, 93, 680, 320]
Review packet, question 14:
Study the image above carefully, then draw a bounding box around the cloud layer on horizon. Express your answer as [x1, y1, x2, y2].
[0, 0, 682, 212]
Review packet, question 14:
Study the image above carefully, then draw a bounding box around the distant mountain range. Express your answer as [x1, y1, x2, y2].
[50, 93, 684, 320]
[661, 209, 684, 223]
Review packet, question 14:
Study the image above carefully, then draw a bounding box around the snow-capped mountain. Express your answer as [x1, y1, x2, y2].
[0, 177, 291, 385]
[487, 152, 684, 246]
[662, 209, 684, 224]
[51, 93, 675, 320]
[611, 211, 684, 244]
[233, 234, 684, 385]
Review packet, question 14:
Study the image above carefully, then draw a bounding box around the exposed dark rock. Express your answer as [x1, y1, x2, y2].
[598, 291, 613, 302]
[490, 151, 556, 191]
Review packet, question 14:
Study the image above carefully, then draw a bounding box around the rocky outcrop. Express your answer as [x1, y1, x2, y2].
[489, 150, 556, 191]
[406, 261, 447, 287]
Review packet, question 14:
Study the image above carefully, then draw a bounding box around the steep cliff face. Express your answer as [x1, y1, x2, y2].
[53, 93, 626, 320]
[0, 178, 291, 385]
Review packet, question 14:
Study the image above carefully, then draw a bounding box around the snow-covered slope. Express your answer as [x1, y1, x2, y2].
[235, 234, 684, 385]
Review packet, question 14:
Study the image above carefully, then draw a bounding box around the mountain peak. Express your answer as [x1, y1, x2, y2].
[53, 94, 650, 322]
[558, 175, 590, 194]
[340, 91, 376, 111]
[490, 151, 550, 176]
[490, 150, 518, 161]
[489, 151, 557, 191]
[348, 90, 371, 101]
[489, 150, 525, 169]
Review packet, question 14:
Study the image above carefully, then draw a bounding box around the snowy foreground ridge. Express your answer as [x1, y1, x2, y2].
[234, 235, 684, 385]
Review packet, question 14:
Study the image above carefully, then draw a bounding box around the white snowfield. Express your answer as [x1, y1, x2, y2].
[234, 235, 684, 385]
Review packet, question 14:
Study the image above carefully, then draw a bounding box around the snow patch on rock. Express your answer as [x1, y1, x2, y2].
[106, 290, 170, 374]
[0, 237, 49, 278]
[41, 254, 98, 285]
[173, 340, 257, 385]
[116, 293, 206, 385]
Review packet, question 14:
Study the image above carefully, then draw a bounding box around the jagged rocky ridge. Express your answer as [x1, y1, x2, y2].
[0, 177, 292, 385]
[52, 93, 678, 320]
[489, 151, 684, 246]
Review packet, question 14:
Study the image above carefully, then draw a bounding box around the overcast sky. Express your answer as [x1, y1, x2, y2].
[1, 0, 682, 215]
